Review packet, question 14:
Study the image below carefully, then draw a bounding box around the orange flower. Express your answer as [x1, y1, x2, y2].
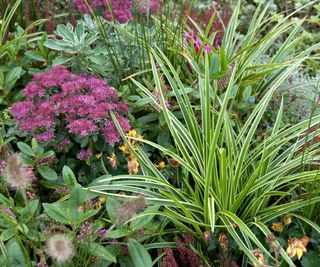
[300, 235, 309, 248]
[107, 153, 118, 169]
[127, 129, 143, 145]
[94, 197, 107, 211]
[119, 144, 130, 154]
[287, 238, 307, 260]
[155, 161, 166, 170]
[271, 222, 283, 233]
[251, 249, 264, 267]
[219, 232, 228, 252]
[128, 154, 139, 174]
[283, 214, 292, 225]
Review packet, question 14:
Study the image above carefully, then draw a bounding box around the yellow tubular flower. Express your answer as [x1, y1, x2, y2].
[252, 249, 265, 267]
[271, 222, 283, 233]
[128, 154, 139, 174]
[287, 238, 307, 260]
[155, 161, 166, 170]
[283, 214, 292, 225]
[127, 129, 143, 145]
[107, 153, 118, 169]
[119, 144, 130, 154]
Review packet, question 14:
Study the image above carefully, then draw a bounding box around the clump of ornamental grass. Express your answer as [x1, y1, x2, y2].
[10, 65, 130, 148]
[115, 195, 146, 225]
[2, 153, 35, 191]
[46, 234, 74, 263]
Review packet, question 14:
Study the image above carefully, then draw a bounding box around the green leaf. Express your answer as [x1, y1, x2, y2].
[301, 251, 319, 267]
[56, 24, 74, 41]
[37, 165, 57, 180]
[20, 199, 39, 224]
[106, 229, 130, 239]
[0, 70, 4, 88]
[44, 40, 69, 51]
[68, 184, 85, 224]
[242, 85, 252, 102]
[17, 142, 34, 157]
[106, 198, 121, 224]
[62, 166, 78, 189]
[219, 45, 228, 71]
[79, 210, 98, 223]
[36, 150, 55, 160]
[6, 238, 26, 267]
[131, 206, 159, 231]
[119, 256, 134, 267]
[127, 238, 152, 267]
[89, 243, 117, 263]
[1, 229, 14, 241]
[43, 202, 70, 224]
[4, 67, 22, 92]
[52, 55, 71, 66]
[25, 51, 46, 62]
[31, 138, 39, 153]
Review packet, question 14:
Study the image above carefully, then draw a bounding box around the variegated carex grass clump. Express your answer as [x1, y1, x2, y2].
[89, 1, 320, 266]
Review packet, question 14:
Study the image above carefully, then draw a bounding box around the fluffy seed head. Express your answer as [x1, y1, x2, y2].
[3, 153, 31, 190]
[115, 195, 146, 225]
[46, 234, 74, 262]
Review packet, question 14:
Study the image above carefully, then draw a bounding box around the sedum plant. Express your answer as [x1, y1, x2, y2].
[88, 3, 320, 266]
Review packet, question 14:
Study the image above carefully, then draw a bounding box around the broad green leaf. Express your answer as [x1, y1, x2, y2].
[127, 238, 152, 267]
[0, 229, 14, 241]
[31, 138, 39, 153]
[37, 165, 57, 181]
[106, 198, 121, 224]
[62, 166, 78, 189]
[68, 184, 85, 224]
[106, 229, 130, 239]
[89, 243, 117, 263]
[6, 238, 26, 267]
[20, 199, 39, 224]
[25, 51, 46, 62]
[17, 142, 34, 157]
[44, 40, 70, 51]
[43, 203, 70, 224]
[52, 55, 71, 66]
[131, 206, 159, 231]
[4, 67, 22, 92]
[36, 151, 55, 160]
[79, 210, 98, 223]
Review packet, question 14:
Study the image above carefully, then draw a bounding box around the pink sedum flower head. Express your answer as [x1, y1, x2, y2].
[46, 234, 74, 263]
[76, 149, 92, 161]
[72, 0, 163, 23]
[10, 66, 130, 148]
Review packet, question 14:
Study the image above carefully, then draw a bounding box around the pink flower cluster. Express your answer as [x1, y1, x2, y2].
[0, 205, 16, 218]
[11, 65, 130, 145]
[185, 31, 214, 54]
[76, 149, 92, 161]
[77, 221, 93, 242]
[71, 0, 162, 23]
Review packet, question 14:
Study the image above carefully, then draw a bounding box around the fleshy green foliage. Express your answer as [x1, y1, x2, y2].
[1, 0, 320, 266]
